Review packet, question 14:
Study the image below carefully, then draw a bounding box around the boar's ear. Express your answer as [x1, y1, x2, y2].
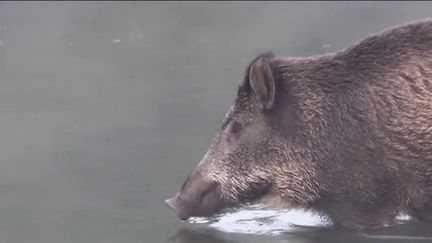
[248, 55, 276, 110]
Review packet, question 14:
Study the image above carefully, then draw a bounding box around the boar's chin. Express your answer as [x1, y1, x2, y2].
[165, 180, 227, 220]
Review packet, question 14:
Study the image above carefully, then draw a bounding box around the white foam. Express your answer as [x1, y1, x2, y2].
[395, 213, 412, 222]
[187, 206, 417, 236]
[188, 204, 327, 235]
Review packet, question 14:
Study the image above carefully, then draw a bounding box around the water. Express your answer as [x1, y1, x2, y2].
[0, 2, 432, 243]
[189, 206, 328, 235]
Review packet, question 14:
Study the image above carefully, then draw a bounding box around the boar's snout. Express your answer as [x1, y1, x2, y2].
[165, 193, 190, 220]
[165, 176, 225, 221]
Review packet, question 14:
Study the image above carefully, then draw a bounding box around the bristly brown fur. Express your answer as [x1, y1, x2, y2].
[266, 18, 432, 228]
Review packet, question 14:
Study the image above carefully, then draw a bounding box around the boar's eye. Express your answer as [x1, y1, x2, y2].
[230, 121, 242, 135]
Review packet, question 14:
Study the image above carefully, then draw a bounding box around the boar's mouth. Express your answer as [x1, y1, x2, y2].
[166, 177, 274, 221]
[165, 180, 226, 220]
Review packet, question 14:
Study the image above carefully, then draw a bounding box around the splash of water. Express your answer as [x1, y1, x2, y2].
[187, 204, 327, 235]
[187, 205, 415, 236]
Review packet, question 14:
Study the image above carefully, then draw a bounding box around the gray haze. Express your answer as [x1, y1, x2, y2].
[0, 2, 432, 243]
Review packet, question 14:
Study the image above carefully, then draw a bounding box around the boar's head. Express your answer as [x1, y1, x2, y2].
[166, 53, 320, 220]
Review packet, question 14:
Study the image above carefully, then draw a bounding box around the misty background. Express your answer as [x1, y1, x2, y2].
[0, 2, 432, 243]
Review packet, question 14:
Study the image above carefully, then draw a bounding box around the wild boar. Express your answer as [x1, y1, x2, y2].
[166, 19, 432, 229]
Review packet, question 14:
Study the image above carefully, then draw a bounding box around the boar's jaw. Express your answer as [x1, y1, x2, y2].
[165, 180, 225, 220]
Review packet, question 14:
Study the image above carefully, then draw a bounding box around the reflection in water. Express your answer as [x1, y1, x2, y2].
[291, 221, 432, 243]
[168, 227, 227, 243]
[359, 221, 432, 241]
[170, 221, 432, 243]
[169, 206, 432, 243]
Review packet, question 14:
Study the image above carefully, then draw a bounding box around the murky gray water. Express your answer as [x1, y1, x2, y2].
[1, 2, 432, 243]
